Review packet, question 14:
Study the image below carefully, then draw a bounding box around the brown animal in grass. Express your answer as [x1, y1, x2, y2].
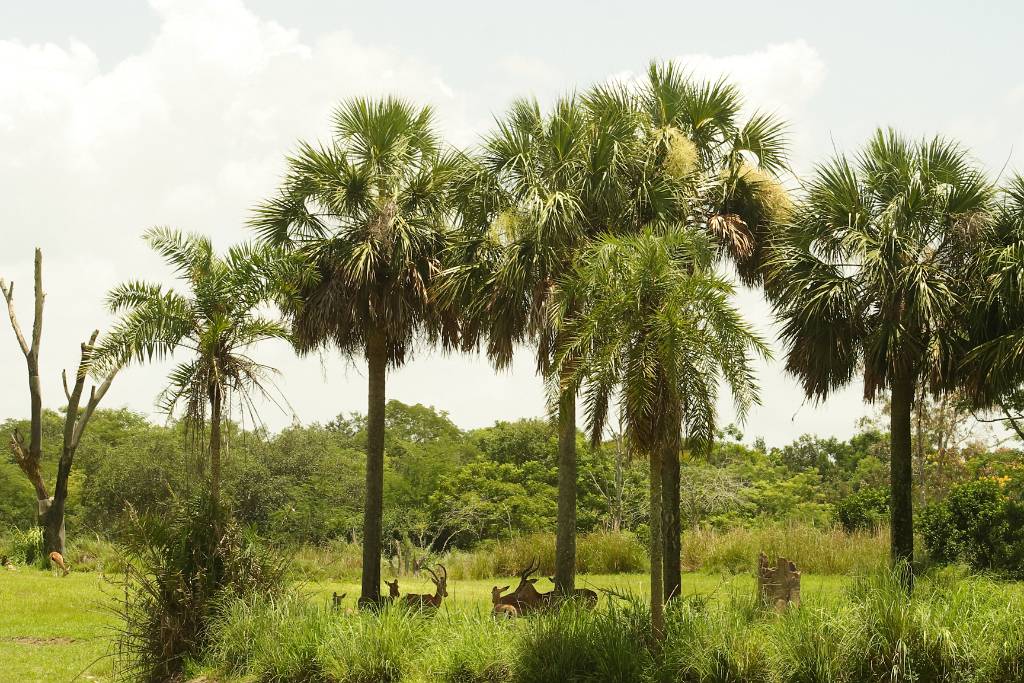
[48, 551, 69, 577]
[492, 559, 548, 615]
[490, 585, 519, 618]
[383, 578, 401, 603]
[401, 565, 446, 609]
[402, 565, 448, 609]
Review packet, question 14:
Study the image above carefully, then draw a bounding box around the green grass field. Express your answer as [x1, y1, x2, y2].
[0, 569, 855, 682]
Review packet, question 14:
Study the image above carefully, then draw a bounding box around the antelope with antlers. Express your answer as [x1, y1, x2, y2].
[492, 559, 547, 615]
[402, 564, 447, 609]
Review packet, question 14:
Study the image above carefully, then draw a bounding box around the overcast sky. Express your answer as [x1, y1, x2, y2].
[2, 0, 1023, 446]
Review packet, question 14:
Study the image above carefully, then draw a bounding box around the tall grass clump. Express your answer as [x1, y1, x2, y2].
[515, 599, 652, 683]
[444, 531, 647, 580]
[412, 613, 514, 683]
[113, 496, 287, 682]
[766, 598, 859, 683]
[291, 539, 364, 581]
[682, 524, 889, 575]
[657, 594, 771, 683]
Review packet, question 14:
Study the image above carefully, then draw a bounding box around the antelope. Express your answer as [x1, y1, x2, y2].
[547, 577, 598, 608]
[1, 555, 15, 571]
[402, 564, 447, 609]
[493, 559, 547, 615]
[491, 585, 519, 618]
[331, 592, 346, 610]
[383, 578, 401, 603]
[49, 551, 69, 577]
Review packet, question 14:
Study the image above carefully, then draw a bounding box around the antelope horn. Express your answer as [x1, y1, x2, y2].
[438, 563, 447, 580]
[424, 565, 440, 583]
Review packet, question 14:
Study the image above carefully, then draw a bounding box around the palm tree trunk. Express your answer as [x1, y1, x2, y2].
[210, 385, 223, 511]
[890, 373, 915, 587]
[554, 390, 577, 595]
[649, 444, 665, 640]
[361, 330, 387, 606]
[662, 425, 681, 601]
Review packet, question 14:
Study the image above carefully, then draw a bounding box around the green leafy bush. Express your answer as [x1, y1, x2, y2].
[919, 479, 1024, 577]
[835, 486, 889, 533]
[113, 497, 288, 682]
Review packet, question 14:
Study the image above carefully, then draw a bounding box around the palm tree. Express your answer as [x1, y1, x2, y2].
[252, 97, 464, 606]
[767, 129, 993, 579]
[442, 65, 788, 597]
[639, 62, 789, 598]
[960, 175, 1024, 415]
[97, 228, 289, 510]
[553, 227, 768, 638]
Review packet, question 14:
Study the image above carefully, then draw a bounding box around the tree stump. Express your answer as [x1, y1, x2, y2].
[757, 552, 801, 612]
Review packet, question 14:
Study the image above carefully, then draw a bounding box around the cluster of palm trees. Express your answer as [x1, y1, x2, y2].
[94, 62, 1024, 634]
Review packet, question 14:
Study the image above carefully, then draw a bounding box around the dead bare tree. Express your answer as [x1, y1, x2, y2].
[2, 249, 118, 555]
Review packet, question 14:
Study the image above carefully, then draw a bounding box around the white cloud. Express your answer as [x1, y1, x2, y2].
[0, 4, 839, 443]
[675, 41, 826, 120]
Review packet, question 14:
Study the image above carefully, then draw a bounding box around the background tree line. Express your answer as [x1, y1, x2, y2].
[3, 397, 1018, 551]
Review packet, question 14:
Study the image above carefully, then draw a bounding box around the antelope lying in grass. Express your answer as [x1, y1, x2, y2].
[492, 559, 547, 615]
[49, 551, 69, 577]
[491, 585, 519, 618]
[402, 564, 447, 609]
[383, 578, 400, 603]
[547, 576, 598, 607]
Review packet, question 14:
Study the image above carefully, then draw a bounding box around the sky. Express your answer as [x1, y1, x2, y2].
[1, 0, 1023, 446]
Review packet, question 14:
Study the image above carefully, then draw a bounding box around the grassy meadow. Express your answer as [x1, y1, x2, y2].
[6, 564, 1024, 682]
[0, 568, 852, 682]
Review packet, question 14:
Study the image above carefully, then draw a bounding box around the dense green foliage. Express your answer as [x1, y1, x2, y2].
[920, 479, 1024, 577]
[4, 398, 1020, 577]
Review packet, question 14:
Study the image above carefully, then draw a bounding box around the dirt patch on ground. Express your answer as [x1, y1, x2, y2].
[4, 636, 77, 645]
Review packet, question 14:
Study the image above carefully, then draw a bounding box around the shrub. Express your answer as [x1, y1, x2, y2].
[681, 523, 888, 575]
[112, 497, 287, 682]
[835, 486, 889, 533]
[0, 525, 45, 568]
[920, 479, 1024, 577]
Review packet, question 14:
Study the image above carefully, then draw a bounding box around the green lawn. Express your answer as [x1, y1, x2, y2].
[0, 570, 118, 682]
[0, 569, 850, 682]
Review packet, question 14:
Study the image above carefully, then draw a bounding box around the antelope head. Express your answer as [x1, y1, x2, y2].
[425, 564, 448, 599]
[491, 585, 510, 604]
[384, 578, 400, 599]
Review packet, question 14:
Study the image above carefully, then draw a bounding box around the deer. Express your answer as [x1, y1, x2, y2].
[490, 585, 519, 619]
[547, 577, 598, 608]
[48, 551, 69, 577]
[402, 564, 447, 609]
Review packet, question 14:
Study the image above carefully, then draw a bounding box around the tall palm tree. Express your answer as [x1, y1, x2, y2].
[442, 65, 788, 596]
[440, 93, 646, 594]
[252, 97, 464, 606]
[767, 129, 993, 579]
[553, 227, 768, 638]
[639, 62, 789, 598]
[97, 228, 289, 510]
